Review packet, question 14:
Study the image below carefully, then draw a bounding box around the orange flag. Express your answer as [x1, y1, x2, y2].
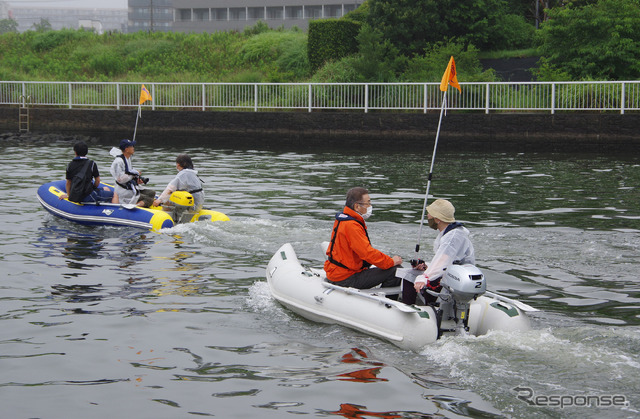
[139, 84, 152, 105]
[440, 56, 461, 93]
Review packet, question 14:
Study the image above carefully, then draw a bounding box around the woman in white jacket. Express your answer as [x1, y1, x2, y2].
[153, 154, 204, 211]
[402, 199, 475, 305]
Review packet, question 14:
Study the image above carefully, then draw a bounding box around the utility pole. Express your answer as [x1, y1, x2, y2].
[150, 0, 154, 32]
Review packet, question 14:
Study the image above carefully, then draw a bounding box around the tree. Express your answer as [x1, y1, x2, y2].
[350, 24, 404, 81]
[0, 18, 18, 34]
[32, 18, 52, 32]
[535, 0, 640, 80]
[366, 0, 515, 55]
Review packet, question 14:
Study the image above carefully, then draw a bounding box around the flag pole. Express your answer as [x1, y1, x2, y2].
[415, 89, 448, 254]
[134, 84, 152, 142]
[132, 104, 141, 142]
[414, 56, 459, 255]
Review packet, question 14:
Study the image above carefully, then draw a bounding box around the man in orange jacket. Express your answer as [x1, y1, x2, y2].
[324, 187, 403, 290]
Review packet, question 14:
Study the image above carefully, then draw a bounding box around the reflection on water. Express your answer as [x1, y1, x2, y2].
[51, 284, 105, 303]
[1, 141, 639, 418]
[337, 348, 387, 383]
[62, 236, 105, 263]
[328, 403, 407, 418]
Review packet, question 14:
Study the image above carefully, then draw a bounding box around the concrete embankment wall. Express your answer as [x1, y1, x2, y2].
[1, 107, 638, 152]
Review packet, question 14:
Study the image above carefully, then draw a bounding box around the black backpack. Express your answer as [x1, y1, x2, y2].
[68, 160, 95, 203]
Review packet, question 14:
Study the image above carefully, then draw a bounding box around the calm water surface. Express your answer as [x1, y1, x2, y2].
[1, 138, 639, 418]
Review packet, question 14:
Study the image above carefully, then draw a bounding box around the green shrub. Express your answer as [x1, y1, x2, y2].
[238, 31, 310, 80]
[275, 36, 310, 80]
[533, 58, 573, 82]
[243, 20, 270, 36]
[401, 42, 495, 83]
[307, 19, 360, 71]
[490, 14, 535, 50]
[89, 49, 126, 77]
[124, 39, 175, 63]
[225, 70, 264, 83]
[31, 28, 92, 52]
[311, 56, 361, 82]
[240, 31, 291, 63]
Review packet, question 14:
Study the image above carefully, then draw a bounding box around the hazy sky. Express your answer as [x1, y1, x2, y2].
[8, 0, 127, 8]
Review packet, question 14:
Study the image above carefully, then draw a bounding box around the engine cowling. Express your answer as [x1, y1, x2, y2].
[440, 264, 486, 304]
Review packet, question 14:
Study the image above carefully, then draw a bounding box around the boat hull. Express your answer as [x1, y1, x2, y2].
[37, 180, 228, 231]
[266, 243, 532, 351]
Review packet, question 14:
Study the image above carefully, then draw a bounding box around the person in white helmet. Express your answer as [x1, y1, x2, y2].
[402, 199, 475, 305]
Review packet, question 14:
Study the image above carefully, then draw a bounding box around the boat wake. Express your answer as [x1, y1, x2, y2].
[418, 325, 640, 417]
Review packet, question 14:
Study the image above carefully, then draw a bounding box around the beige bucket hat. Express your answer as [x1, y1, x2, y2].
[426, 199, 455, 223]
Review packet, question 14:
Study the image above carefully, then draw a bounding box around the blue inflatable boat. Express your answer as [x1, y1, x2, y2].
[37, 180, 229, 231]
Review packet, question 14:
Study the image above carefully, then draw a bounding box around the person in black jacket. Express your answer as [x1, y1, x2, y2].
[60, 141, 113, 203]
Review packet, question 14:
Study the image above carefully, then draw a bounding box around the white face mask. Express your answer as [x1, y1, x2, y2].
[361, 205, 373, 220]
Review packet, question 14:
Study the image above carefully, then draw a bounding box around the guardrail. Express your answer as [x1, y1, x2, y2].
[1, 80, 639, 114]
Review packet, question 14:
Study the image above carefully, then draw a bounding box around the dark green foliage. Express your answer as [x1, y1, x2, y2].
[239, 31, 310, 81]
[350, 25, 405, 82]
[243, 20, 270, 36]
[311, 24, 404, 83]
[311, 56, 361, 82]
[307, 19, 360, 71]
[505, 0, 534, 15]
[226, 70, 264, 83]
[402, 42, 495, 82]
[563, 0, 601, 6]
[31, 29, 94, 52]
[276, 37, 311, 80]
[343, 0, 370, 23]
[88, 48, 126, 77]
[367, 0, 523, 54]
[535, 0, 640, 80]
[32, 18, 53, 33]
[490, 14, 536, 50]
[313, 33, 495, 83]
[0, 18, 18, 34]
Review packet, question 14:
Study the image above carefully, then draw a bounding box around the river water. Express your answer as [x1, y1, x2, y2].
[2, 137, 639, 418]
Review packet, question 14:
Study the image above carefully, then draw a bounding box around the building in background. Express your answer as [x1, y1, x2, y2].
[1, 1, 126, 33]
[1, 1, 362, 34]
[128, 0, 173, 33]
[128, 0, 362, 33]
[0, 2, 8, 20]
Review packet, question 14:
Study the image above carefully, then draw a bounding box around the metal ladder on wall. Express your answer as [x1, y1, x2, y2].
[19, 95, 31, 133]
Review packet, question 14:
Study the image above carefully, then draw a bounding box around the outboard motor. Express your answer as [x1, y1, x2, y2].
[437, 264, 486, 334]
[166, 191, 196, 224]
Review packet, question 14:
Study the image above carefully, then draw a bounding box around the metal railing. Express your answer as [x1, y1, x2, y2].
[1, 80, 639, 114]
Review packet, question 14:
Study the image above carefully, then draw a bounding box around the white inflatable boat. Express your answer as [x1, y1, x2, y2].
[266, 243, 537, 351]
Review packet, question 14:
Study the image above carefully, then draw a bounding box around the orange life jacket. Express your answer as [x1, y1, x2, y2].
[323, 206, 394, 282]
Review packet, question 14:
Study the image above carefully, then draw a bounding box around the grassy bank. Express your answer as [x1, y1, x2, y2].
[0, 27, 311, 83]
